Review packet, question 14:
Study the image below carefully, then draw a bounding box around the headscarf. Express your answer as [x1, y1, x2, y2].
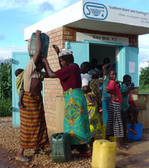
[58, 48, 73, 57]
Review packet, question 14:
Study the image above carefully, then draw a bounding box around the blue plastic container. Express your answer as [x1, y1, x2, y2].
[127, 123, 143, 141]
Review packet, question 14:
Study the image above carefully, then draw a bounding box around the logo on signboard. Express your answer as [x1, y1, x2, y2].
[83, 2, 108, 20]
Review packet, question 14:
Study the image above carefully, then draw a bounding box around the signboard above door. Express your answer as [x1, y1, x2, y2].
[76, 32, 129, 45]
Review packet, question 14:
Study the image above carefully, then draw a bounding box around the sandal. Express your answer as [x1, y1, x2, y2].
[32, 149, 45, 154]
[15, 157, 30, 162]
[87, 101, 93, 106]
[77, 153, 92, 157]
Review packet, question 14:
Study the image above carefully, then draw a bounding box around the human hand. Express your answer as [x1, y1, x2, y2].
[112, 94, 118, 101]
[131, 83, 135, 88]
[52, 44, 60, 54]
[36, 30, 41, 35]
[41, 56, 47, 64]
[18, 102, 24, 108]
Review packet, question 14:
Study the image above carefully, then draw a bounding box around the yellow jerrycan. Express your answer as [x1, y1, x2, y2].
[92, 140, 116, 168]
[102, 124, 116, 142]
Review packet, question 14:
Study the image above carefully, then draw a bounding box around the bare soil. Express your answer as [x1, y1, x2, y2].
[0, 117, 149, 168]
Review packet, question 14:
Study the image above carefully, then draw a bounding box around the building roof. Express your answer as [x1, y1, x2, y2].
[24, 0, 149, 41]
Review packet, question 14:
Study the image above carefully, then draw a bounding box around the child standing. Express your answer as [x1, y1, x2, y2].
[120, 75, 139, 141]
[80, 62, 101, 147]
[80, 62, 92, 105]
[88, 70, 102, 111]
[101, 63, 113, 138]
[105, 68, 124, 150]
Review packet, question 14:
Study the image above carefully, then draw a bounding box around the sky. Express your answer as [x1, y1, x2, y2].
[0, 0, 149, 69]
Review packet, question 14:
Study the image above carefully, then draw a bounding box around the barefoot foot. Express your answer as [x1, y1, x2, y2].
[129, 128, 137, 134]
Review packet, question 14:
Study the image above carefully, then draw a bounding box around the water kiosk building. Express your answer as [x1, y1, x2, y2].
[12, 0, 149, 133]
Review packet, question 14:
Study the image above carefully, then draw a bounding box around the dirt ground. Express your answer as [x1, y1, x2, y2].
[0, 117, 149, 168]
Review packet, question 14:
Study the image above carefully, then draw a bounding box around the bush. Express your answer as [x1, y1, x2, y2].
[0, 60, 12, 99]
[139, 84, 149, 94]
[0, 98, 12, 117]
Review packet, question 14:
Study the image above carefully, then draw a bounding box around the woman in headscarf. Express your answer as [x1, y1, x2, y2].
[42, 45, 91, 156]
[15, 30, 49, 162]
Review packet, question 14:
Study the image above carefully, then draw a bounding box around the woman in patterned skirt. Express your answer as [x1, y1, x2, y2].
[15, 30, 49, 162]
[42, 45, 91, 156]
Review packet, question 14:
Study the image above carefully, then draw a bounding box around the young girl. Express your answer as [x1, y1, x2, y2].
[101, 63, 113, 139]
[80, 62, 101, 148]
[105, 68, 124, 150]
[120, 75, 139, 141]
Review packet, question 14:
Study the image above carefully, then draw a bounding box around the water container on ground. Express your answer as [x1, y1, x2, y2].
[51, 132, 71, 162]
[102, 124, 116, 142]
[127, 123, 143, 140]
[29, 33, 49, 58]
[92, 139, 116, 168]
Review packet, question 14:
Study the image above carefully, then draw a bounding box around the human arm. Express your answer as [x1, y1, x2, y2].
[18, 89, 24, 108]
[106, 80, 118, 100]
[123, 83, 134, 97]
[32, 30, 42, 65]
[105, 88, 118, 100]
[102, 63, 113, 75]
[41, 57, 57, 78]
[52, 44, 62, 68]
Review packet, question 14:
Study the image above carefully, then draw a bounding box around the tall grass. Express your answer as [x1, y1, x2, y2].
[0, 98, 12, 117]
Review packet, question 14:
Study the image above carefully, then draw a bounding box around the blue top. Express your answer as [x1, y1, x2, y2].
[102, 75, 111, 101]
[120, 83, 130, 111]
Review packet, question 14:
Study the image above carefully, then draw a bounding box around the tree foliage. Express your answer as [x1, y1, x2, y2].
[0, 60, 12, 99]
[139, 61, 149, 86]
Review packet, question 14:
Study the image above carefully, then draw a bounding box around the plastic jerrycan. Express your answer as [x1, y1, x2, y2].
[51, 132, 71, 162]
[29, 32, 49, 58]
[92, 140, 116, 168]
[102, 125, 116, 142]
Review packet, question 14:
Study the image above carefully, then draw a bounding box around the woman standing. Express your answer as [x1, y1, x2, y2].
[15, 30, 49, 162]
[42, 45, 91, 155]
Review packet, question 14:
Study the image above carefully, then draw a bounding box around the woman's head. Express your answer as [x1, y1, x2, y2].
[80, 62, 91, 74]
[58, 48, 74, 67]
[123, 75, 131, 86]
[36, 57, 44, 71]
[107, 68, 116, 81]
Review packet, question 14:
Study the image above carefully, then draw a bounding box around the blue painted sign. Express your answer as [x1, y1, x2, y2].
[83, 2, 108, 20]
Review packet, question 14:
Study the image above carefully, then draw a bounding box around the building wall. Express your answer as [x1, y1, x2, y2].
[27, 26, 138, 135]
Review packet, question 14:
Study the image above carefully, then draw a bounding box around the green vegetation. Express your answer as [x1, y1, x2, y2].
[139, 62, 149, 93]
[0, 59, 12, 117]
[0, 98, 12, 117]
[139, 84, 149, 93]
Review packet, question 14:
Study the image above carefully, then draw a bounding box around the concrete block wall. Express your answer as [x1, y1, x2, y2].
[27, 26, 138, 134]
